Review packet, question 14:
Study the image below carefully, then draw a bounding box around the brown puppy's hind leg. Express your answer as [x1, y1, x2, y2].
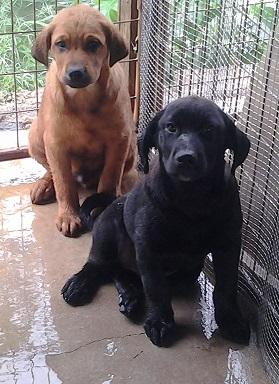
[29, 118, 56, 205]
[30, 171, 56, 205]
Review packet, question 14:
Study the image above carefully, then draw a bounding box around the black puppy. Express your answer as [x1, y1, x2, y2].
[62, 96, 251, 347]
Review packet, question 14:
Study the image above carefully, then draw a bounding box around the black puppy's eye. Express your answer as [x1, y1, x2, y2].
[55, 40, 66, 49]
[201, 127, 213, 139]
[166, 123, 177, 133]
[85, 40, 100, 52]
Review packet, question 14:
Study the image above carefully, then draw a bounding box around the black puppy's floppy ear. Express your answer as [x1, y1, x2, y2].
[31, 25, 53, 66]
[138, 110, 164, 174]
[224, 114, 250, 174]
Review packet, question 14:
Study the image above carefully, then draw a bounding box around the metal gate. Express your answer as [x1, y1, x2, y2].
[0, 0, 139, 161]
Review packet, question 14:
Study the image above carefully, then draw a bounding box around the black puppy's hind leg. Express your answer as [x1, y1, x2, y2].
[113, 269, 144, 320]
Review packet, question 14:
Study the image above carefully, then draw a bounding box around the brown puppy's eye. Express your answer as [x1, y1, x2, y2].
[85, 40, 100, 52]
[55, 40, 66, 50]
[166, 123, 177, 133]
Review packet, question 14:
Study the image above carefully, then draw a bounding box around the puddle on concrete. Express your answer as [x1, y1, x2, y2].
[104, 341, 118, 357]
[0, 158, 43, 187]
[198, 272, 218, 339]
[0, 353, 62, 384]
[102, 374, 114, 384]
[0, 191, 62, 383]
[225, 349, 250, 384]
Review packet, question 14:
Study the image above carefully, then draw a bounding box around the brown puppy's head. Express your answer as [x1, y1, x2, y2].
[32, 4, 128, 88]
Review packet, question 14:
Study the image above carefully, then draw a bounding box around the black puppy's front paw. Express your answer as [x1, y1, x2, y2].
[216, 311, 250, 345]
[61, 271, 95, 307]
[144, 315, 175, 347]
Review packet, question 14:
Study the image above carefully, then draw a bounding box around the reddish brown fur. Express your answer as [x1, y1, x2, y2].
[28, 5, 138, 237]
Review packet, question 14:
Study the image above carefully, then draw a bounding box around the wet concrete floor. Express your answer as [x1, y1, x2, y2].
[0, 159, 271, 384]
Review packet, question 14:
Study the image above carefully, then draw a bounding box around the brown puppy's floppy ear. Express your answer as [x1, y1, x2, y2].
[138, 110, 164, 174]
[107, 25, 128, 67]
[31, 25, 53, 67]
[224, 114, 250, 174]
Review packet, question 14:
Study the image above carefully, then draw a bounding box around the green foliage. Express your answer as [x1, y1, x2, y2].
[0, 0, 277, 98]
[0, 0, 118, 97]
[168, 0, 278, 70]
[249, 4, 276, 31]
[91, 0, 119, 22]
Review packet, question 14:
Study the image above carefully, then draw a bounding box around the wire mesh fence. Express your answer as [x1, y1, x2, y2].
[139, 1, 279, 383]
[0, 0, 139, 159]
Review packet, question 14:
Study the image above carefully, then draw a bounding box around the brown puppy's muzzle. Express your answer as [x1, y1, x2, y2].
[64, 64, 91, 88]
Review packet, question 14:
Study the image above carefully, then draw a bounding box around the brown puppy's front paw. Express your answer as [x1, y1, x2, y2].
[30, 178, 56, 205]
[56, 212, 82, 237]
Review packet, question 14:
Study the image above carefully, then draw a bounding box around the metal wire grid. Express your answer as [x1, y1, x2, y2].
[0, 0, 139, 159]
[139, 1, 279, 382]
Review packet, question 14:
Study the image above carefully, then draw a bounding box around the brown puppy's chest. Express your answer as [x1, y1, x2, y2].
[66, 117, 107, 182]
[71, 152, 105, 189]
[57, 110, 120, 150]
[63, 111, 129, 186]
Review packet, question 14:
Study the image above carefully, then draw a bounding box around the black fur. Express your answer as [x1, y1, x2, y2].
[79, 192, 116, 231]
[62, 96, 250, 347]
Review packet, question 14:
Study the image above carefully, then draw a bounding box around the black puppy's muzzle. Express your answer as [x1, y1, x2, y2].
[64, 65, 91, 88]
[167, 133, 207, 181]
[175, 150, 198, 169]
[172, 149, 201, 181]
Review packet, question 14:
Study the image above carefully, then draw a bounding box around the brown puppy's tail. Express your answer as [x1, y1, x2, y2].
[80, 193, 116, 232]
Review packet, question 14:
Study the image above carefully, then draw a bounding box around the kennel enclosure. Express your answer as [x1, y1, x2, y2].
[0, 0, 278, 382]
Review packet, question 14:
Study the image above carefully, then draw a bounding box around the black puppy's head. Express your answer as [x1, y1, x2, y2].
[139, 96, 250, 182]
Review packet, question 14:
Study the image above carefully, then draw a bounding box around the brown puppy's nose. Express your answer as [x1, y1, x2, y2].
[65, 65, 90, 88]
[68, 67, 86, 82]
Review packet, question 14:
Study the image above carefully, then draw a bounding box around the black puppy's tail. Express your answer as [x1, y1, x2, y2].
[80, 193, 116, 232]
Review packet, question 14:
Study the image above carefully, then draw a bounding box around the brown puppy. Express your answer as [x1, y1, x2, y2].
[28, 4, 138, 237]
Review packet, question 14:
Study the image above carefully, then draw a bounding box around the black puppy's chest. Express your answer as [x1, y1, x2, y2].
[151, 211, 214, 253]
[150, 211, 218, 274]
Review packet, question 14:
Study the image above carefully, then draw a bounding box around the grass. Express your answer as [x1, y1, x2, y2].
[0, 0, 118, 99]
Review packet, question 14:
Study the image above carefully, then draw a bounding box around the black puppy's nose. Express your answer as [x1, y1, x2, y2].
[175, 152, 197, 167]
